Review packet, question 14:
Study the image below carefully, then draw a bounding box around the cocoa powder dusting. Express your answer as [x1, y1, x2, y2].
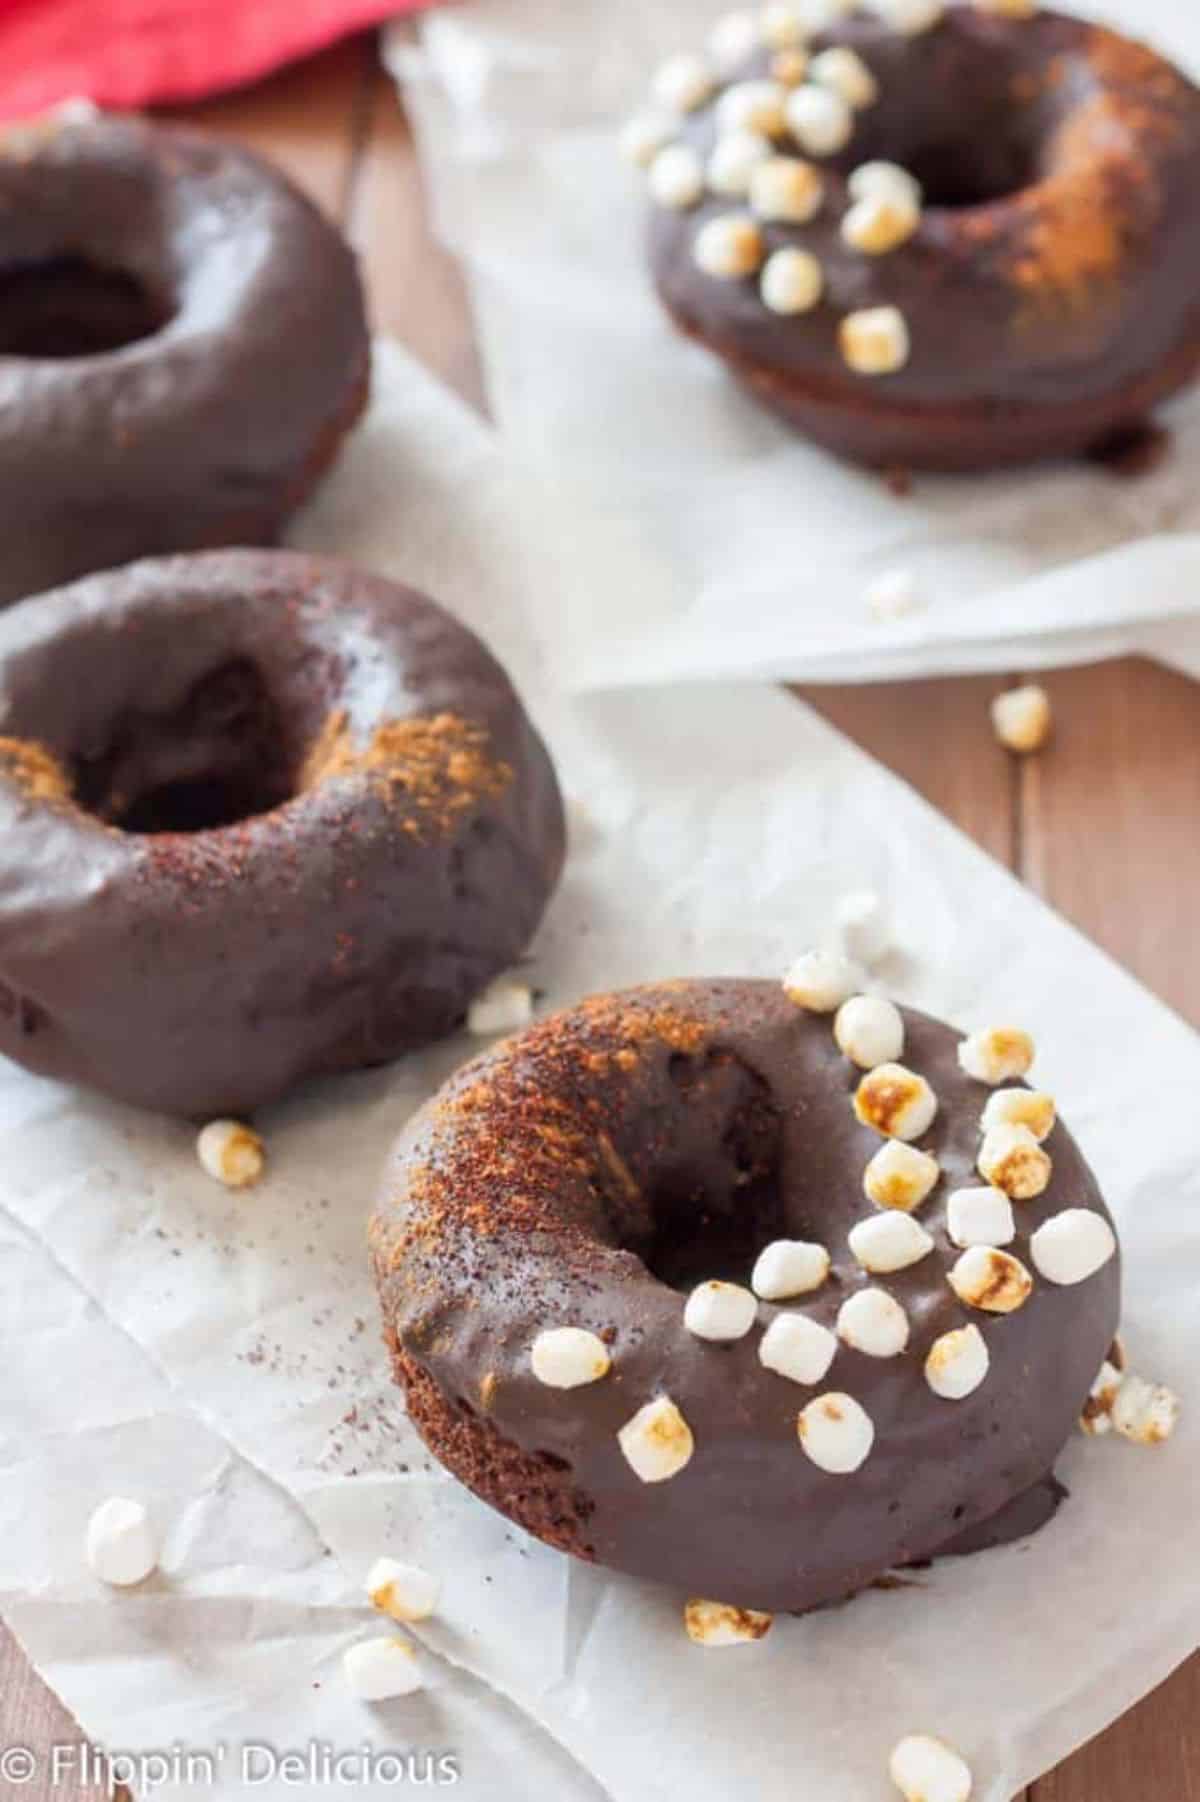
[302, 709, 513, 831]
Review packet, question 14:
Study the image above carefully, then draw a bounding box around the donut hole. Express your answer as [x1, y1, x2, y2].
[903, 130, 1041, 210]
[0, 256, 173, 359]
[72, 658, 296, 834]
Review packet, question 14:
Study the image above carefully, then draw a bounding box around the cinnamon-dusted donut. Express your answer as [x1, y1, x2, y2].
[0, 112, 369, 605]
[371, 977, 1119, 1614]
[0, 550, 565, 1116]
[632, 5, 1200, 471]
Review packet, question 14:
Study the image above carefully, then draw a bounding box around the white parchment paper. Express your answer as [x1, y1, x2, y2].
[0, 343, 1198, 1800]
[391, 0, 1200, 692]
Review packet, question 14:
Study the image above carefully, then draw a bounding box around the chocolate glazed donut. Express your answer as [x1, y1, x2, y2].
[0, 113, 369, 605]
[645, 7, 1200, 471]
[0, 550, 565, 1116]
[371, 980, 1120, 1614]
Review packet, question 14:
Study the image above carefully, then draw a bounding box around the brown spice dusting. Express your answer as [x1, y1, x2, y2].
[0, 735, 73, 804]
[301, 709, 512, 831]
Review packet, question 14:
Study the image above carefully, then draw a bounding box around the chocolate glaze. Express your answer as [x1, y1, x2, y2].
[0, 550, 565, 1116]
[649, 7, 1200, 470]
[372, 980, 1120, 1613]
[0, 115, 370, 605]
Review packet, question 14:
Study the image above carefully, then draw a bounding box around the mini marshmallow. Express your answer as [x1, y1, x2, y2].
[864, 1140, 940, 1212]
[836, 995, 905, 1070]
[974, 0, 1036, 14]
[466, 977, 534, 1035]
[751, 1238, 830, 1299]
[849, 160, 923, 209]
[708, 9, 761, 70]
[684, 1597, 774, 1646]
[652, 52, 715, 114]
[797, 1391, 875, 1473]
[842, 193, 920, 254]
[854, 1062, 938, 1141]
[530, 1325, 612, 1387]
[196, 1119, 265, 1188]
[866, 567, 923, 622]
[977, 1122, 1051, 1199]
[1112, 1375, 1180, 1446]
[618, 1396, 695, 1482]
[810, 46, 878, 109]
[785, 84, 854, 157]
[86, 1497, 158, 1587]
[367, 1557, 441, 1623]
[761, 246, 825, 314]
[771, 48, 811, 86]
[1080, 1357, 1124, 1435]
[880, 0, 947, 30]
[848, 1211, 934, 1274]
[946, 1185, 1015, 1249]
[648, 143, 706, 210]
[840, 305, 911, 374]
[343, 1636, 423, 1702]
[684, 1279, 759, 1341]
[782, 948, 865, 1012]
[834, 888, 892, 966]
[958, 1026, 1035, 1085]
[948, 1245, 1033, 1314]
[837, 1286, 909, 1357]
[749, 155, 825, 222]
[992, 683, 1052, 754]
[925, 1324, 990, 1401]
[980, 1087, 1056, 1141]
[761, 2, 807, 47]
[717, 78, 789, 137]
[693, 212, 766, 278]
[889, 1734, 973, 1802]
[619, 109, 678, 167]
[1030, 1209, 1117, 1286]
[759, 1311, 838, 1385]
[708, 129, 774, 196]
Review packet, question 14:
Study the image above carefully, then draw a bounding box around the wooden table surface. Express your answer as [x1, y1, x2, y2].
[2, 33, 1198, 1800]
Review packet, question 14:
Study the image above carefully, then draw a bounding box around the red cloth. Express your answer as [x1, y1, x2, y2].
[0, 0, 421, 118]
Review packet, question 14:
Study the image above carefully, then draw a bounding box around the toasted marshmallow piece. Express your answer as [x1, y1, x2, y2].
[1112, 1375, 1180, 1446]
[761, 2, 807, 47]
[854, 1062, 938, 1141]
[343, 1636, 423, 1701]
[810, 46, 878, 109]
[957, 1025, 1034, 1085]
[652, 52, 715, 114]
[649, 144, 705, 210]
[86, 1497, 158, 1587]
[709, 129, 774, 196]
[864, 1140, 939, 1212]
[797, 1391, 875, 1473]
[1030, 1210, 1116, 1286]
[693, 212, 766, 278]
[946, 1185, 1015, 1249]
[834, 888, 892, 966]
[619, 110, 678, 167]
[531, 1325, 612, 1388]
[684, 1279, 758, 1341]
[749, 155, 825, 222]
[1080, 1357, 1124, 1435]
[841, 305, 911, 374]
[751, 1238, 830, 1299]
[709, 9, 761, 70]
[835, 996, 905, 1070]
[925, 1324, 990, 1401]
[467, 977, 534, 1035]
[684, 1597, 774, 1646]
[761, 246, 825, 314]
[849, 160, 923, 209]
[837, 1286, 909, 1357]
[197, 1118, 265, 1188]
[980, 1087, 1056, 1141]
[771, 48, 811, 86]
[948, 1246, 1033, 1314]
[718, 78, 789, 136]
[978, 1122, 1051, 1199]
[842, 193, 920, 254]
[367, 1557, 441, 1623]
[618, 1396, 695, 1482]
[881, 0, 946, 30]
[759, 1312, 838, 1385]
[992, 683, 1052, 754]
[849, 1211, 934, 1274]
[785, 84, 854, 156]
[974, 0, 1036, 14]
[889, 1733, 973, 1802]
[782, 948, 865, 1012]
